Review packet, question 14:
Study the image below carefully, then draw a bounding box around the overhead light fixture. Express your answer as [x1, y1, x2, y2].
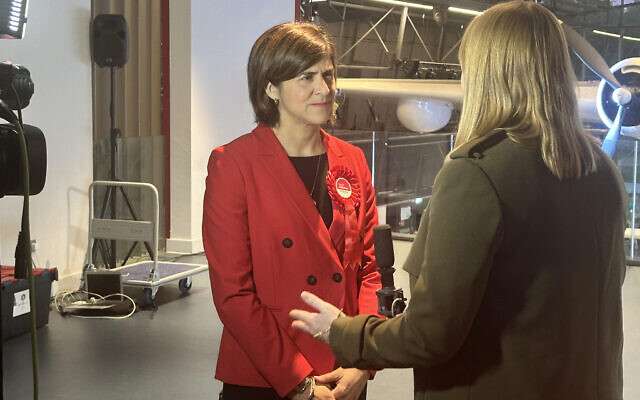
[369, 0, 485, 16]
[369, 0, 433, 11]
[0, 0, 28, 39]
[448, 6, 482, 16]
[593, 29, 640, 42]
[312, 0, 483, 17]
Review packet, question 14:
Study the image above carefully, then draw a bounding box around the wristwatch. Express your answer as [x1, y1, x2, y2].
[294, 376, 312, 394]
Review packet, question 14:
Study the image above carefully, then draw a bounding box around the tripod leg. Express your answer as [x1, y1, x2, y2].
[119, 185, 141, 220]
[97, 239, 112, 269]
[122, 241, 138, 266]
[98, 186, 114, 219]
[95, 239, 106, 267]
[92, 238, 114, 270]
[91, 239, 99, 264]
[95, 186, 117, 268]
[143, 241, 155, 261]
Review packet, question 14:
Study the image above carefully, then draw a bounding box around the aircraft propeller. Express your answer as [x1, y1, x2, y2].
[561, 23, 636, 157]
[336, 21, 640, 145]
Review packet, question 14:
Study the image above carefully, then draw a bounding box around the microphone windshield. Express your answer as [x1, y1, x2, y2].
[373, 224, 394, 268]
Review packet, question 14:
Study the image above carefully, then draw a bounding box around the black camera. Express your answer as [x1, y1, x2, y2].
[0, 61, 46, 197]
[0, 62, 34, 109]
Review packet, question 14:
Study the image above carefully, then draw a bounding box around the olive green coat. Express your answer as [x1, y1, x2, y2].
[330, 131, 627, 400]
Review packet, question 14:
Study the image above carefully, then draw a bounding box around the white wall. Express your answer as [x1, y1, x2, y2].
[0, 0, 294, 274]
[167, 0, 295, 253]
[0, 1, 93, 288]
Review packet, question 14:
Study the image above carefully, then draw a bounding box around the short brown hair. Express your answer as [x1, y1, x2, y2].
[247, 22, 336, 127]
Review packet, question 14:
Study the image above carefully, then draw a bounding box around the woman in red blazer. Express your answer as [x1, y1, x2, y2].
[202, 22, 381, 400]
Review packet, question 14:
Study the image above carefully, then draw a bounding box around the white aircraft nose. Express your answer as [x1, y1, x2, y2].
[612, 87, 632, 106]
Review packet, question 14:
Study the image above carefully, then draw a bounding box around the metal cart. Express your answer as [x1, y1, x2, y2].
[85, 180, 208, 305]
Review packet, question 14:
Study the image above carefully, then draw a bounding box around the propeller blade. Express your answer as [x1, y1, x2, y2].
[601, 105, 627, 157]
[560, 22, 622, 90]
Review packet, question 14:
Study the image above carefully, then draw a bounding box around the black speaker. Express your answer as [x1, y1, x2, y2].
[91, 14, 129, 68]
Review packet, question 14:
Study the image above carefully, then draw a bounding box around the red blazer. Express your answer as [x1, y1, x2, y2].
[203, 125, 382, 397]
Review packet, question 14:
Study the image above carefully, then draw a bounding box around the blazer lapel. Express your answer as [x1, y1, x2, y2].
[323, 132, 347, 259]
[256, 127, 339, 260]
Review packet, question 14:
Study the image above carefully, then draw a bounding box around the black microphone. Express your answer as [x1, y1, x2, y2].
[373, 224, 406, 317]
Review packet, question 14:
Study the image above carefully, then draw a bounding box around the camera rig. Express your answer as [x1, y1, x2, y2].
[0, 61, 46, 198]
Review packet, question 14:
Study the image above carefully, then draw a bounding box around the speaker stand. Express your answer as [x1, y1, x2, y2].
[92, 66, 154, 269]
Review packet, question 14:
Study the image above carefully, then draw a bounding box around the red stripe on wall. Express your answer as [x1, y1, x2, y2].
[161, 0, 171, 240]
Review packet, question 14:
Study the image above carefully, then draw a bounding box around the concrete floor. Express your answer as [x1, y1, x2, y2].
[3, 243, 640, 399]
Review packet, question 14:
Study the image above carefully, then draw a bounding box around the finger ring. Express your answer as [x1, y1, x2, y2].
[312, 330, 326, 339]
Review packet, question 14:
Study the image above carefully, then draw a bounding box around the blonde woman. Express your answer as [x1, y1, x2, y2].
[291, 2, 628, 399]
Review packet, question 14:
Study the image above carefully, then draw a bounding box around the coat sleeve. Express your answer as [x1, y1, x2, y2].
[203, 147, 313, 396]
[329, 158, 503, 369]
[355, 149, 383, 316]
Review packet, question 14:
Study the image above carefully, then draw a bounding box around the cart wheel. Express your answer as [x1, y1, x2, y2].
[143, 288, 154, 305]
[179, 277, 193, 293]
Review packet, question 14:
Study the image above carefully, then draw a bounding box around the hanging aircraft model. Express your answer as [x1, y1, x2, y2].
[336, 22, 640, 158]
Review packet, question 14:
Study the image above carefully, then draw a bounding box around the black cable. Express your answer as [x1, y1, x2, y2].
[9, 84, 25, 127]
[16, 121, 38, 400]
[17, 106, 23, 126]
[11, 83, 38, 400]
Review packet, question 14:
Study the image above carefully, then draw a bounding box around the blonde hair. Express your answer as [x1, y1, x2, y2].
[456, 1, 596, 180]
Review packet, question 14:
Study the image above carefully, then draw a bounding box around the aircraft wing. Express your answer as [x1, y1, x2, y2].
[338, 77, 603, 126]
[338, 78, 463, 106]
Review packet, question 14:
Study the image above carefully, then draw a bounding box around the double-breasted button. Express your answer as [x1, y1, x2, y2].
[332, 273, 343, 283]
[282, 238, 293, 248]
[307, 275, 317, 285]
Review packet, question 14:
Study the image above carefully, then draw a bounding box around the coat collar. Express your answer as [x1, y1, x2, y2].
[254, 125, 344, 158]
[449, 129, 507, 160]
[254, 125, 347, 266]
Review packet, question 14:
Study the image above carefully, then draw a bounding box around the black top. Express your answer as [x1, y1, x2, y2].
[289, 154, 332, 229]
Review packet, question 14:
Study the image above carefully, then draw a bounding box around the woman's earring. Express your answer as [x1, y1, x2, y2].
[273, 98, 279, 106]
[335, 90, 345, 107]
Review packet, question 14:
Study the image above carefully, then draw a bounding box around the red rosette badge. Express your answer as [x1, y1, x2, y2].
[328, 165, 362, 269]
[326, 165, 360, 211]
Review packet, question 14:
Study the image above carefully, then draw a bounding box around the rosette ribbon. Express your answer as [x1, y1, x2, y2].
[327, 166, 362, 269]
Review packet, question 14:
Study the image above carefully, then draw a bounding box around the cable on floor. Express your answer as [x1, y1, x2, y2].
[52, 289, 136, 320]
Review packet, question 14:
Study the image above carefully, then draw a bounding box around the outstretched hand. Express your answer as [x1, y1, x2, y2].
[290, 291, 344, 343]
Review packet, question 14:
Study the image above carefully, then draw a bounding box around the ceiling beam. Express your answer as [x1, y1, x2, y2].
[555, 0, 640, 19]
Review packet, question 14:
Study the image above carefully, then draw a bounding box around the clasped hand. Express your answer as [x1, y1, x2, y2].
[293, 368, 368, 400]
[319, 368, 369, 399]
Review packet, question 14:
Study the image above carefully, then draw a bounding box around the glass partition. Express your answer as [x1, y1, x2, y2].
[329, 128, 453, 237]
[611, 133, 640, 263]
